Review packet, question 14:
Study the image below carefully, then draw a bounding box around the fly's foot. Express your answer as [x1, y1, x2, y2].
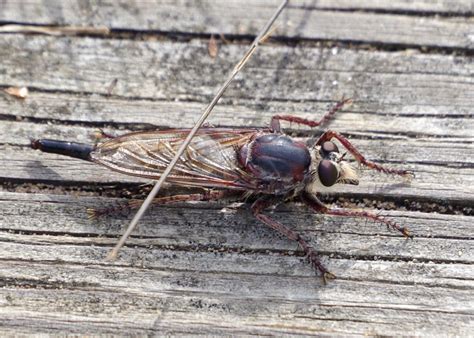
[350, 210, 413, 239]
[382, 168, 415, 180]
[383, 217, 414, 238]
[323, 271, 336, 285]
[401, 170, 415, 182]
[401, 226, 413, 239]
[304, 247, 336, 284]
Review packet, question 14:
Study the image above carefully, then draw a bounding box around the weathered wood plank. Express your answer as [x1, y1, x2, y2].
[3, 0, 474, 21]
[0, 191, 472, 335]
[1, 1, 473, 49]
[3, 191, 471, 239]
[2, 192, 473, 260]
[0, 1, 473, 336]
[1, 35, 473, 113]
[1, 90, 473, 135]
[0, 263, 472, 335]
[0, 280, 471, 335]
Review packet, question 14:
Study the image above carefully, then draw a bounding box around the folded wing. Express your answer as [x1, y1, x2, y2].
[90, 128, 261, 190]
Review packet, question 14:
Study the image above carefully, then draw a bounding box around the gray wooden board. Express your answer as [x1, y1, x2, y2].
[1, 1, 474, 49]
[2, 0, 474, 20]
[0, 1, 473, 336]
[0, 191, 472, 335]
[0, 35, 473, 111]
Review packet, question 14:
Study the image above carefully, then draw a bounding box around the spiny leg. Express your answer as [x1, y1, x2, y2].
[316, 130, 414, 177]
[251, 197, 335, 283]
[270, 97, 352, 132]
[301, 192, 412, 238]
[88, 190, 232, 219]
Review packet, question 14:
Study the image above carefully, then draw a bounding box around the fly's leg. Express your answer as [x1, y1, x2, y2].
[252, 197, 335, 283]
[93, 129, 116, 141]
[88, 190, 231, 219]
[301, 192, 412, 238]
[271, 97, 352, 132]
[316, 130, 414, 178]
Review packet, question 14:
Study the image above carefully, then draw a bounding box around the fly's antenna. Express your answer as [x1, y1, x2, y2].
[106, 0, 290, 261]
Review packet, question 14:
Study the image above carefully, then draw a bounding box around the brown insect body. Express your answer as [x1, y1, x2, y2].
[90, 128, 323, 196]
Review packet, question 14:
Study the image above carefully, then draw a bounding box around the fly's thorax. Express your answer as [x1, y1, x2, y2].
[305, 141, 359, 195]
[238, 133, 311, 192]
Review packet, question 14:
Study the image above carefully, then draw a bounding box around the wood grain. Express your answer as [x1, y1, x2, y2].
[1, 35, 473, 109]
[0, 1, 473, 336]
[1, 0, 473, 48]
[0, 191, 472, 335]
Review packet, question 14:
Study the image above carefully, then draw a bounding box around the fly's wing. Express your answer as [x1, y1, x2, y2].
[89, 128, 261, 190]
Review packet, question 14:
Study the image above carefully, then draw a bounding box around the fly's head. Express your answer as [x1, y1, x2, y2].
[305, 141, 359, 194]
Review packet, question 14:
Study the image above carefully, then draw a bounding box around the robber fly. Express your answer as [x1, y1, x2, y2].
[31, 98, 413, 281]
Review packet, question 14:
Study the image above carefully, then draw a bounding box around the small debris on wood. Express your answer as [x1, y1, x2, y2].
[4, 86, 28, 99]
[0, 24, 110, 36]
[208, 34, 218, 58]
[107, 78, 118, 96]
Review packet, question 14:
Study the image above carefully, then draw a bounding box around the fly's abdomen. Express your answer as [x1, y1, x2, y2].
[31, 139, 94, 161]
[238, 133, 311, 184]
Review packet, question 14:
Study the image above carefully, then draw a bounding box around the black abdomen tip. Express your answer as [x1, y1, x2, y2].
[30, 138, 93, 161]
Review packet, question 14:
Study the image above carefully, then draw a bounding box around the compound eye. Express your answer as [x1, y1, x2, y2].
[321, 141, 339, 156]
[318, 159, 339, 186]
